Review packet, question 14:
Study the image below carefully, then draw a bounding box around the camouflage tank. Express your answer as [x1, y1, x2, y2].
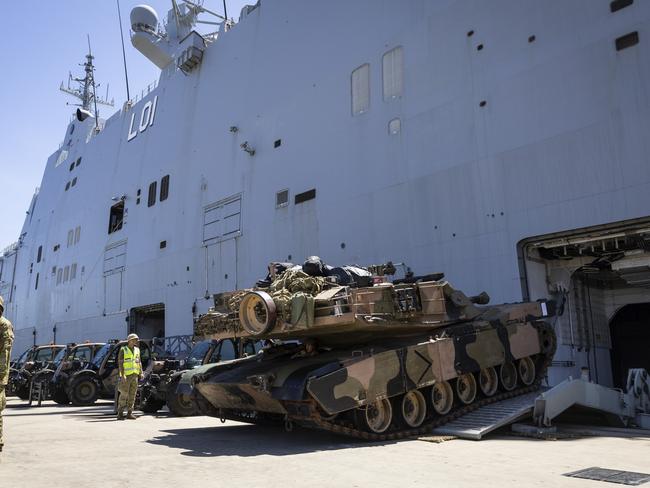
[188, 261, 557, 439]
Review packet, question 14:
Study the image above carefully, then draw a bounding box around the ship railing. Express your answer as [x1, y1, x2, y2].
[1, 241, 19, 256]
[129, 79, 159, 105]
[158, 335, 194, 358]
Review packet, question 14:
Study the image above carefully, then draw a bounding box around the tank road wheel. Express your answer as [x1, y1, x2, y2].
[431, 381, 454, 415]
[400, 390, 427, 428]
[518, 357, 536, 386]
[69, 376, 99, 406]
[239, 291, 277, 336]
[357, 398, 393, 434]
[500, 362, 518, 391]
[455, 373, 477, 405]
[478, 367, 498, 397]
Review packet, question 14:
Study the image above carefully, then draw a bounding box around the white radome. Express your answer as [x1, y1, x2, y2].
[130, 5, 159, 33]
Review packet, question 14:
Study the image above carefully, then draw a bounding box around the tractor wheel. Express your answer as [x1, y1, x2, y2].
[52, 386, 70, 405]
[141, 397, 166, 414]
[16, 384, 30, 400]
[69, 376, 100, 406]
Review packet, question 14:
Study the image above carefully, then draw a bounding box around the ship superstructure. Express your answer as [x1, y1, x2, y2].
[1, 0, 649, 389]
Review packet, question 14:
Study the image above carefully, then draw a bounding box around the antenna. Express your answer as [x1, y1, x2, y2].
[116, 0, 131, 101]
[88, 35, 100, 129]
[183, 0, 226, 20]
[222, 0, 228, 21]
[60, 38, 115, 126]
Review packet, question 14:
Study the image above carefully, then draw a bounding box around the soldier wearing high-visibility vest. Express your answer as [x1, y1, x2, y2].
[117, 333, 142, 420]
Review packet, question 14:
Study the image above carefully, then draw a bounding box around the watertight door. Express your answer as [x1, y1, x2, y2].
[206, 239, 237, 294]
[104, 272, 123, 314]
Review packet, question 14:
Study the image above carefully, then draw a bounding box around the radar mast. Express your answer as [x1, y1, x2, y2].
[60, 37, 114, 125]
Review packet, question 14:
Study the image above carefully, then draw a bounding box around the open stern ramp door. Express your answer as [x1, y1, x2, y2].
[518, 217, 650, 388]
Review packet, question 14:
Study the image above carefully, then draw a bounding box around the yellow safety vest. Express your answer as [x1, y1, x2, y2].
[121, 346, 141, 376]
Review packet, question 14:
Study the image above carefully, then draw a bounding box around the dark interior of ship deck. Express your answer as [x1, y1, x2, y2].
[609, 303, 650, 389]
[129, 303, 165, 340]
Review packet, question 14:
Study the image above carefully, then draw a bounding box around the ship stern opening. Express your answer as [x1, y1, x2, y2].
[518, 217, 650, 388]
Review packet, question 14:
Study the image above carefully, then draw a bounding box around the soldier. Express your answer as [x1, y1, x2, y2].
[0, 296, 14, 452]
[116, 333, 142, 420]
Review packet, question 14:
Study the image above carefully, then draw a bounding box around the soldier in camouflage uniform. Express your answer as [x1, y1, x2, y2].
[0, 296, 15, 452]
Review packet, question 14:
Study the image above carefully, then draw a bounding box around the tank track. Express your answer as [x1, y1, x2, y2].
[308, 383, 539, 441]
[298, 321, 557, 441]
[204, 321, 556, 441]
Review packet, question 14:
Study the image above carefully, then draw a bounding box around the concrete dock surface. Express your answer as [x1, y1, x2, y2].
[1, 397, 649, 487]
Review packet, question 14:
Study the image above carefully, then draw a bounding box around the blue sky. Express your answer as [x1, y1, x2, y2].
[0, 0, 249, 251]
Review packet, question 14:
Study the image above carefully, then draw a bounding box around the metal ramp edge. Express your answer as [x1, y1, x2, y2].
[431, 391, 541, 440]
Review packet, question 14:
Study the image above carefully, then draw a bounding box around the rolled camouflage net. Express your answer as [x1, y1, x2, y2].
[267, 269, 326, 325]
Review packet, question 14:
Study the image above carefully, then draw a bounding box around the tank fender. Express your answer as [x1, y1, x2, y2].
[307, 349, 404, 415]
[266, 361, 342, 402]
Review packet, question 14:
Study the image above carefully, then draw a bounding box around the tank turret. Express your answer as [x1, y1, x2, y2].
[194, 263, 553, 347]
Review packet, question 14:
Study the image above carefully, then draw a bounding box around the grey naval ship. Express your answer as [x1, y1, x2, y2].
[1, 0, 649, 391]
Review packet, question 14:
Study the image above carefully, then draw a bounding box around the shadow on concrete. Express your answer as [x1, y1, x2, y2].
[146, 423, 376, 457]
[5, 404, 115, 417]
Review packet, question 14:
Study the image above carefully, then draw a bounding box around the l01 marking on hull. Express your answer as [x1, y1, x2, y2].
[127, 95, 158, 141]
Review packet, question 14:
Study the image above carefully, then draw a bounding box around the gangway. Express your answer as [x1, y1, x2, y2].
[432, 391, 541, 440]
[432, 369, 650, 440]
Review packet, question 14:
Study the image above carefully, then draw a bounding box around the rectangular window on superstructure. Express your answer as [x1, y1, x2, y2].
[35, 273, 39, 290]
[383, 47, 403, 101]
[295, 188, 316, 204]
[67, 230, 74, 248]
[37, 246, 42, 263]
[56, 268, 63, 285]
[148, 181, 157, 207]
[351, 63, 370, 115]
[70, 263, 77, 280]
[276, 189, 289, 208]
[74, 226, 81, 244]
[55, 150, 68, 167]
[160, 175, 170, 202]
[63, 265, 70, 283]
[108, 201, 125, 234]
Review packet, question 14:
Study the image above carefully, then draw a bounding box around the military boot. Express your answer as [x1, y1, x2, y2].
[126, 411, 137, 420]
[117, 411, 125, 420]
